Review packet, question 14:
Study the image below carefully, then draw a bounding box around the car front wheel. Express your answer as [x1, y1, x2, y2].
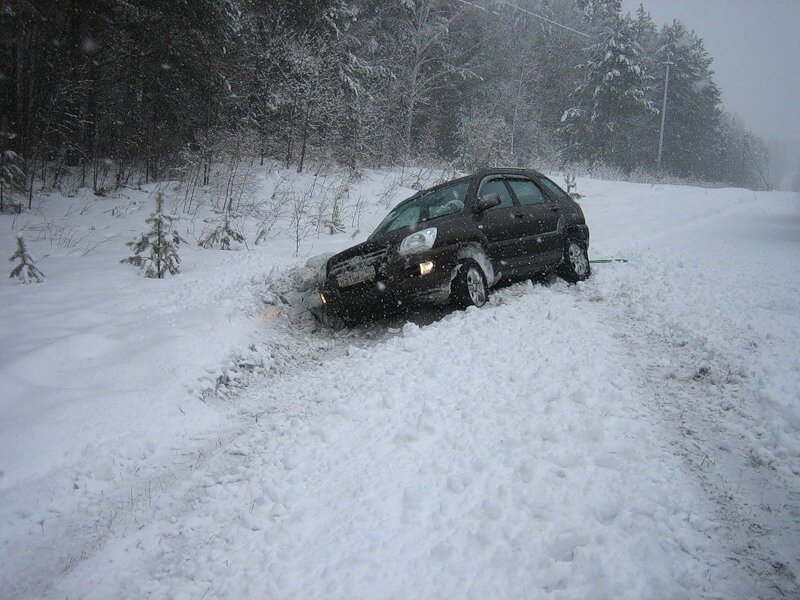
[559, 238, 590, 283]
[451, 260, 488, 309]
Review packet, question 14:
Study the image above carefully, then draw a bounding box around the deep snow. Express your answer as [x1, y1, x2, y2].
[1, 170, 798, 598]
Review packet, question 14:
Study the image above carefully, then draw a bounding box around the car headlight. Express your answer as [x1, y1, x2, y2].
[399, 227, 437, 255]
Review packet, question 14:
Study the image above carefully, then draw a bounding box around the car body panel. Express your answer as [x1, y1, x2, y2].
[504, 175, 563, 273]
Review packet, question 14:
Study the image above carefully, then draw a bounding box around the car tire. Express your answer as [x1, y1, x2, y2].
[451, 259, 489, 309]
[320, 311, 354, 330]
[559, 237, 591, 283]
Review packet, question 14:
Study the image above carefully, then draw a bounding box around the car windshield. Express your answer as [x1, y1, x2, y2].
[370, 180, 469, 239]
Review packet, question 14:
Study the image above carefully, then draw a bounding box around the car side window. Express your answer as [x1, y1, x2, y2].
[538, 176, 570, 200]
[508, 179, 546, 206]
[478, 178, 514, 210]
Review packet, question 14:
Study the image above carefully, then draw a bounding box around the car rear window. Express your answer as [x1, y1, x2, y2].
[538, 176, 570, 200]
[508, 179, 546, 205]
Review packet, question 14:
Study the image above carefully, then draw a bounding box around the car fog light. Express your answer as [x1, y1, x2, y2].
[419, 261, 434, 276]
[319, 292, 327, 304]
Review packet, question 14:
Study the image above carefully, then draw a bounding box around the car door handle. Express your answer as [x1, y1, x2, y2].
[513, 211, 527, 218]
[550, 206, 560, 212]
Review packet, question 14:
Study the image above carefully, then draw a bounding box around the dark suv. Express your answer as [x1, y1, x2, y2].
[319, 168, 590, 324]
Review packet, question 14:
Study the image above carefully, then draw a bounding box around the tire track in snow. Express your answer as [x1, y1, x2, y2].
[581, 258, 800, 599]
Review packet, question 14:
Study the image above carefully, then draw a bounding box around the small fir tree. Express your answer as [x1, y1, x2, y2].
[199, 188, 245, 252]
[9, 237, 45, 283]
[121, 191, 184, 278]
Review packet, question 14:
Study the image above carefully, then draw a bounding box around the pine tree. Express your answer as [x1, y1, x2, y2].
[560, 15, 656, 171]
[632, 5, 659, 60]
[121, 191, 184, 278]
[9, 236, 44, 284]
[628, 5, 661, 165]
[577, 0, 622, 28]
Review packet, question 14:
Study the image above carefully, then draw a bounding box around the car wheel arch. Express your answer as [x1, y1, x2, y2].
[564, 223, 589, 243]
[452, 242, 497, 288]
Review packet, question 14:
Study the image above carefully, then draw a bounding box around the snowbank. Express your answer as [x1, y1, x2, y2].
[0, 169, 415, 490]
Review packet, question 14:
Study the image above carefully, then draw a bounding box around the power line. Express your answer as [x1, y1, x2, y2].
[496, 0, 591, 38]
[454, 0, 590, 38]
[454, 0, 501, 16]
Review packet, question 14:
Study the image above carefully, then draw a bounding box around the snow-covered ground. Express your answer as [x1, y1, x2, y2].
[1, 169, 798, 598]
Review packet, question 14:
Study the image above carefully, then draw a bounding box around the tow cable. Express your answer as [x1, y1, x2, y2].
[590, 259, 628, 264]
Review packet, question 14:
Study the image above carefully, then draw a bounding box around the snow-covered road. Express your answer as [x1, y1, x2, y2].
[3, 179, 799, 598]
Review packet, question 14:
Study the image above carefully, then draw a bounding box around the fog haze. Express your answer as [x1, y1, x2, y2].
[622, 0, 800, 141]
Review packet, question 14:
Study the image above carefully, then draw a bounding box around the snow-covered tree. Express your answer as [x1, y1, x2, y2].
[560, 15, 656, 171]
[457, 108, 512, 170]
[625, 5, 662, 165]
[121, 191, 184, 278]
[4, 0, 768, 188]
[392, 0, 474, 160]
[577, 0, 622, 27]
[9, 237, 44, 284]
[1, 132, 25, 213]
[198, 128, 254, 250]
[199, 214, 244, 250]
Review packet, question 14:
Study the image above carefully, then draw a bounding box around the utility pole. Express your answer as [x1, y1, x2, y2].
[656, 61, 670, 171]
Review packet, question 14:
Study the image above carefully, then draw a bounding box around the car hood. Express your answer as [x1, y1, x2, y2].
[329, 239, 380, 264]
[327, 229, 409, 268]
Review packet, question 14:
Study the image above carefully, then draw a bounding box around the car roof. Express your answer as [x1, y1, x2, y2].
[409, 168, 546, 199]
[473, 167, 545, 179]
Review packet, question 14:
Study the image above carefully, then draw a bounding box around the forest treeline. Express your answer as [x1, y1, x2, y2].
[0, 0, 770, 201]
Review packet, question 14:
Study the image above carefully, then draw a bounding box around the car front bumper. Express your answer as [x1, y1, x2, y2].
[320, 246, 459, 320]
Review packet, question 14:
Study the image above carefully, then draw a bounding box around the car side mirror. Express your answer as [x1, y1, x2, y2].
[474, 193, 501, 213]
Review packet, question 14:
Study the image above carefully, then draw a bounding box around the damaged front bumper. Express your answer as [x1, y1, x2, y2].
[319, 245, 460, 322]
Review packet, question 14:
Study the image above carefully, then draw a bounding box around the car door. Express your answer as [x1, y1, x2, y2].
[472, 176, 529, 273]
[505, 177, 562, 269]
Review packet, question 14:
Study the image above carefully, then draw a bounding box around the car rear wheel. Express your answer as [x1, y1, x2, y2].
[559, 238, 590, 283]
[451, 260, 488, 309]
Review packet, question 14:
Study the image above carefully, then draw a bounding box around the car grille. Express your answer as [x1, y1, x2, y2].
[329, 247, 388, 276]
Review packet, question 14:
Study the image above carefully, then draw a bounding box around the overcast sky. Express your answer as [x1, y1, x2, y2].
[620, 0, 800, 143]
